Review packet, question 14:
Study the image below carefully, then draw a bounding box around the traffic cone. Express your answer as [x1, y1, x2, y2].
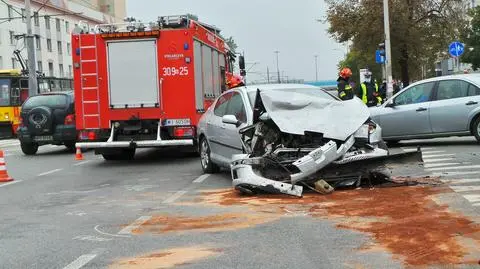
[75, 147, 84, 161]
[0, 150, 13, 182]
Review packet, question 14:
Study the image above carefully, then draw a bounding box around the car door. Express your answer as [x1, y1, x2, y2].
[429, 79, 479, 133]
[219, 91, 249, 162]
[378, 81, 435, 138]
[206, 92, 232, 163]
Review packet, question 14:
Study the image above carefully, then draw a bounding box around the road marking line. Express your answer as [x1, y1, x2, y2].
[62, 254, 97, 269]
[117, 216, 151, 235]
[37, 168, 63, 177]
[74, 160, 91, 166]
[423, 154, 455, 158]
[403, 147, 434, 151]
[94, 225, 130, 238]
[473, 202, 480, 207]
[463, 194, 480, 203]
[421, 150, 446, 154]
[423, 158, 455, 163]
[162, 190, 188, 204]
[427, 165, 480, 171]
[193, 174, 210, 183]
[0, 180, 22, 188]
[451, 186, 480, 192]
[433, 171, 480, 177]
[424, 162, 460, 168]
[449, 178, 480, 184]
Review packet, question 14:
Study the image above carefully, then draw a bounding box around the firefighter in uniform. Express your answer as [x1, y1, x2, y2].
[357, 71, 382, 107]
[336, 67, 354, 100]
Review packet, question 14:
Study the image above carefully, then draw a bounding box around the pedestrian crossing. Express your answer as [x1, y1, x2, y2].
[0, 139, 20, 148]
[403, 146, 480, 207]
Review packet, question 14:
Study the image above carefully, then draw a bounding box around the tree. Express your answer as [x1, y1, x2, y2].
[225, 36, 238, 53]
[461, 6, 480, 70]
[325, 0, 467, 86]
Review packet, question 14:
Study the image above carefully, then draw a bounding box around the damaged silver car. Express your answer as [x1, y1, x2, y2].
[197, 84, 422, 197]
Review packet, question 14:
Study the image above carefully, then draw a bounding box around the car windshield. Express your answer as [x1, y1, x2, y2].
[246, 87, 337, 107]
[23, 94, 68, 109]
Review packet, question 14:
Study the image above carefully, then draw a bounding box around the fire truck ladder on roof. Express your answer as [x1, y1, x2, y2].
[79, 34, 101, 129]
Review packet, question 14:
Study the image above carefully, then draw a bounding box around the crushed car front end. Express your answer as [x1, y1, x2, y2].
[229, 86, 416, 197]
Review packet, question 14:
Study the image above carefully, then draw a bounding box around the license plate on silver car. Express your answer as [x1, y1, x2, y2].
[34, 135, 53, 141]
[164, 119, 191, 126]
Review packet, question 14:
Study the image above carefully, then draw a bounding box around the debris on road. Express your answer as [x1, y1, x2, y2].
[109, 246, 222, 269]
[231, 88, 425, 197]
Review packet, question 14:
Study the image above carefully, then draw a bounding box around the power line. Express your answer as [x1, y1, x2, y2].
[36, 0, 50, 13]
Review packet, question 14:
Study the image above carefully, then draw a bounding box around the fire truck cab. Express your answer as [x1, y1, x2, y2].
[72, 15, 243, 160]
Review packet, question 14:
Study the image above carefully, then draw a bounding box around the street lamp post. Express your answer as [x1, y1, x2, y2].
[314, 55, 318, 81]
[274, 50, 280, 83]
[383, 0, 394, 99]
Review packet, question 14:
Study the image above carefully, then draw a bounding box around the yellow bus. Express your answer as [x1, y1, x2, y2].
[0, 69, 73, 138]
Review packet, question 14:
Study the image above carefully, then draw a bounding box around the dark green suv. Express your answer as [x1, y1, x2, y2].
[17, 91, 78, 155]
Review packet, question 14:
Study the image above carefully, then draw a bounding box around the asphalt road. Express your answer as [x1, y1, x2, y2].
[0, 137, 479, 269]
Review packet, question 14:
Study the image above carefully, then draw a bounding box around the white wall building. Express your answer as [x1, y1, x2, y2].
[0, 0, 125, 78]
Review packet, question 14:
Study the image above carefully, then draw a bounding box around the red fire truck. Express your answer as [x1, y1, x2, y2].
[72, 15, 244, 160]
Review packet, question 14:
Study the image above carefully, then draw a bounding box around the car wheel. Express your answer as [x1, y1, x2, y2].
[21, 142, 39, 155]
[200, 137, 219, 173]
[472, 117, 480, 143]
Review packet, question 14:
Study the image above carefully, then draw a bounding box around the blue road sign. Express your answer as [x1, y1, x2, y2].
[449, 42, 465, 57]
[375, 50, 385, 64]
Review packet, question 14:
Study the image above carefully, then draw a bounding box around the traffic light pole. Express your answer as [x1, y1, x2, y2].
[383, 0, 393, 99]
[25, 0, 38, 97]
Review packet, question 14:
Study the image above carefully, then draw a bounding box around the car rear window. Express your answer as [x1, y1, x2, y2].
[23, 94, 68, 110]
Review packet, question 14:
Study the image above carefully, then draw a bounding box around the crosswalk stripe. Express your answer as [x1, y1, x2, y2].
[423, 158, 455, 163]
[473, 203, 480, 207]
[422, 154, 455, 158]
[427, 165, 480, 171]
[462, 194, 480, 203]
[447, 178, 480, 184]
[433, 171, 480, 177]
[421, 150, 446, 154]
[424, 162, 460, 168]
[450, 186, 480, 192]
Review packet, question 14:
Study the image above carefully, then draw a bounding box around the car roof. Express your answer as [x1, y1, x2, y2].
[231, 83, 322, 94]
[407, 73, 480, 88]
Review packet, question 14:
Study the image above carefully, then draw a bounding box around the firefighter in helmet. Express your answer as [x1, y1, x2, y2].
[226, 73, 245, 90]
[357, 70, 382, 107]
[337, 67, 354, 100]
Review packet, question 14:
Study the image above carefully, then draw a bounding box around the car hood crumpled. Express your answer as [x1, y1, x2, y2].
[256, 89, 370, 141]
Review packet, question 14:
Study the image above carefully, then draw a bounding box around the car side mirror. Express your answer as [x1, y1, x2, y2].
[385, 101, 396, 108]
[222, 114, 241, 127]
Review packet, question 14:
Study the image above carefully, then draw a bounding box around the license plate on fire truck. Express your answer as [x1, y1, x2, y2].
[164, 119, 191, 126]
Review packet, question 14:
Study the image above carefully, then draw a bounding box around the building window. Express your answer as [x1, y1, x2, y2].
[68, 65, 72, 77]
[45, 16, 50, 30]
[11, 58, 16, 69]
[0, 56, 3, 69]
[35, 36, 41, 50]
[47, 39, 52, 52]
[56, 18, 61, 32]
[48, 62, 54, 76]
[37, 61, 43, 72]
[59, 64, 64, 77]
[7, 5, 13, 20]
[67, 42, 71, 55]
[9, 31, 15, 45]
[57, 41, 62, 55]
[65, 21, 70, 33]
[21, 8, 26, 22]
[34, 12, 39, 26]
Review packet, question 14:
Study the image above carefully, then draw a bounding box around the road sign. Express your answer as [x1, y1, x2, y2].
[449, 42, 465, 57]
[376, 50, 385, 64]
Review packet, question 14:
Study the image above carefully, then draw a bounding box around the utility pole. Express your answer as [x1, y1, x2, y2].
[267, 66, 270, 84]
[383, 0, 393, 99]
[314, 55, 318, 81]
[25, 0, 37, 97]
[274, 50, 280, 83]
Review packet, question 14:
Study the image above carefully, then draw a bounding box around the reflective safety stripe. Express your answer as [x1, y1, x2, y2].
[345, 85, 352, 90]
[361, 83, 381, 104]
[340, 92, 346, 97]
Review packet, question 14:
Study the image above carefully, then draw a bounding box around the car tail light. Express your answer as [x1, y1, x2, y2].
[65, 114, 75, 125]
[78, 130, 97, 141]
[173, 127, 195, 138]
[88, 131, 96, 140]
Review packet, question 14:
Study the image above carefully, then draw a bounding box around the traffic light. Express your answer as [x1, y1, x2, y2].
[378, 42, 386, 57]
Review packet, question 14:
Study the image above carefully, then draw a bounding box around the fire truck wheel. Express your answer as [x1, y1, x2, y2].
[200, 137, 219, 173]
[21, 142, 39, 155]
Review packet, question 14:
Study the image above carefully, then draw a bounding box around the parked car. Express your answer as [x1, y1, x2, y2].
[17, 91, 77, 155]
[196, 84, 387, 176]
[369, 74, 480, 144]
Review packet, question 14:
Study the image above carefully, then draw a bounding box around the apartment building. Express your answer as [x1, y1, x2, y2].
[0, 0, 126, 78]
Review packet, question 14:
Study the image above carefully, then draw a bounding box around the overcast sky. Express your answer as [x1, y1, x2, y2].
[126, 0, 346, 82]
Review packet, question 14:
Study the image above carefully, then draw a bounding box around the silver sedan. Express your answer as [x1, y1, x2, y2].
[369, 74, 480, 144]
